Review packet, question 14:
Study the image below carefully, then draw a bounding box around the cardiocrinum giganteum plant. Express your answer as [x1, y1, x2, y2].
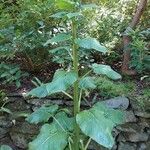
[25, 0, 125, 150]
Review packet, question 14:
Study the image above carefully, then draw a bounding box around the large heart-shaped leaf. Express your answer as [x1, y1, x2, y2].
[29, 112, 74, 150]
[75, 38, 107, 54]
[28, 124, 68, 150]
[44, 33, 71, 46]
[76, 102, 124, 148]
[91, 63, 122, 80]
[26, 105, 58, 124]
[27, 70, 77, 98]
[54, 112, 74, 131]
[0, 145, 12, 150]
[46, 70, 77, 94]
[79, 77, 96, 90]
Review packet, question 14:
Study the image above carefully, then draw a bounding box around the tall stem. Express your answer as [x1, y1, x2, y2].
[72, 19, 80, 150]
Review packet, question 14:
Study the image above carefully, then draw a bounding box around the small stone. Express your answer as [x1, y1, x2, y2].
[112, 128, 120, 139]
[116, 123, 142, 133]
[139, 118, 150, 128]
[118, 142, 137, 150]
[129, 133, 149, 142]
[6, 98, 30, 111]
[103, 96, 129, 110]
[27, 98, 63, 106]
[146, 141, 150, 150]
[10, 133, 27, 149]
[0, 116, 12, 128]
[117, 133, 126, 142]
[0, 137, 15, 149]
[7, 93, 23, 97]
[130, 98, 150, 112]
[124, 111, 137, 123]
[118, 132, 149, 142]
[111, 144, 118, 150]
[134, 111, 150, 119]
[10, 121, 39, 149]
[0, 127, 9, 139]
[130, 98, 142, 111]
[137, 143, 147, 150]
[10, 121, 39, 135]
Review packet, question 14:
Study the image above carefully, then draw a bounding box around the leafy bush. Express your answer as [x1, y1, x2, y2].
[0, 62, 28, 88]
[84, 0, 150, 71]
[0, 0, 59, 71]
[128, 28, 150, 73]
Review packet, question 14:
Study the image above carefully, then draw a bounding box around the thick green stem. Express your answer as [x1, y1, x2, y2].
[72, 19, 80, 150]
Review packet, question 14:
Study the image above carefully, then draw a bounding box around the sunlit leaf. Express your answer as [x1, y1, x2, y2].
[26, 105, 58, 124]
[76, 102, 124, 148]
[91, 63, 122, 80]
[75, 38, 107, 54]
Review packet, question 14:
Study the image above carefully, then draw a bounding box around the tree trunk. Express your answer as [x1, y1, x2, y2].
[122, 0, 147, 75]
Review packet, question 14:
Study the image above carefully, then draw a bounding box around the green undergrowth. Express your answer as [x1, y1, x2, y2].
[95, 77, 135, 99]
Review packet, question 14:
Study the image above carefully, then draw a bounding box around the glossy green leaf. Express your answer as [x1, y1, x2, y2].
[26, 105, 58, 124]
[76, 102, 124, 148]
[75, 38, 107, 54]
[29, 112, 74, 150]
[92, 63, 122, 80]
[27, 70, 77, 98]
[79, 77, 96, 90]
[44, 33, 71, 46]
[55, 0, 75, 11]
[0, 145, 12, 150]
